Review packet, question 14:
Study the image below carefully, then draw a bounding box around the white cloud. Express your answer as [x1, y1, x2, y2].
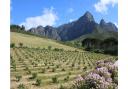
[69, 19, 73, 22]
[114, 22, 118, 27]
[20, 7, 58, 30]
[69, 19, 75, 22]
[94, 0, 118, 13]
[68, 8, 74, 13]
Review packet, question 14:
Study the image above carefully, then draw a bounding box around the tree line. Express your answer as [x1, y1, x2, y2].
[82, 37, 118, 55]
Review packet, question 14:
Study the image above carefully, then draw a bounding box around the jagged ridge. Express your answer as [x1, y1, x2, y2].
[28, 11, 118, 41]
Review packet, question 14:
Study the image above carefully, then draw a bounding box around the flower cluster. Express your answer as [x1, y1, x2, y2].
[72, 60, 118, 89]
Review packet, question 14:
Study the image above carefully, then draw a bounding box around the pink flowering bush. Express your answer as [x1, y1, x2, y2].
[72, 60, 118, 89]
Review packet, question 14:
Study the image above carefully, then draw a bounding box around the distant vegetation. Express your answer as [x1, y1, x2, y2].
[82, 37, 118, 55]
[10, 24, 46, 38]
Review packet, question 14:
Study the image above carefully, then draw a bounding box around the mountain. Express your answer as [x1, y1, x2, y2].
[57, 11, 97, 41]
[27, 11, 118, 41]
[29, 25, 61, 40]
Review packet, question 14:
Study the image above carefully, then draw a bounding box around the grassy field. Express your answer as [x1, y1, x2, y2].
[11, 32, 81, 51]
[10, 32, 117, 89]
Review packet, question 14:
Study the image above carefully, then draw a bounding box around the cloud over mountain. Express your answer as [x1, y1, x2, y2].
[20, 7, 58, 29]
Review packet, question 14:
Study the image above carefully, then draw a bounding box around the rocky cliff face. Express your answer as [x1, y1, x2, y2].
[29, 25, 61, 40]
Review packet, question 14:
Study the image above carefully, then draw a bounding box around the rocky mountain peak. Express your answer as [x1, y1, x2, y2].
[79, 11, 94, 22]
[100, 19, 106, 26]
[36, 25, 44, 30]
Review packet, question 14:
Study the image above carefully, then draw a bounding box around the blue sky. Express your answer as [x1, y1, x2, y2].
[11, 0, 118, 29]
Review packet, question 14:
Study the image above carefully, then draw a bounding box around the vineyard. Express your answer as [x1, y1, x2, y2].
[10, 47, 117, 89]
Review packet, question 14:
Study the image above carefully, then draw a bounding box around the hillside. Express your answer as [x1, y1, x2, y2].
[72, 31, 118, 43]
[11, 32, 81, 51]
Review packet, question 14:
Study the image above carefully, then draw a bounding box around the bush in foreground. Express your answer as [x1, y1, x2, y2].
[72, 60, 118, 89]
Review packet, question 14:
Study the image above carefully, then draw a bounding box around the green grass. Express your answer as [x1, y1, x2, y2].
[11, 32, 81, 51]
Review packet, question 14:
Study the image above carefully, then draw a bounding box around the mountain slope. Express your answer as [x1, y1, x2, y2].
[29, 26, 61, 40]
[27, 11, 118, 41]
[57, 11, 97, 41]
[73, 31, 118, 43]
[11, 32, 81, 51]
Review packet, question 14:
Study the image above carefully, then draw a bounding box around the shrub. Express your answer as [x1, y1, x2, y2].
[31, 73, 37, 79]
[83, 66, 87, 71]
[27, 69, 31, 74]
[59, 85, 66, 89]
[72, 64, 75, 67]
[61, 68, 65, 71]
[18, 84, 25, 89]
[68, 72, 71, 75]
[12, 63, 16, 71]
[15, 75, 22, 82]
[64, 76, 69, 81]
[48, 46, 52, 50]
[42, 68, 45, 73]
[19, 43, 23, 47]
[53, 48, 64, 51]
[36, 78, 42, 86]
[10, 43, 15, 48]
[52, 76, 58, 83]
[52, 68, 56, 72]
[47, 66, 50, 69]
[56, 65, 59, 68]
[72, 60, 118, 89]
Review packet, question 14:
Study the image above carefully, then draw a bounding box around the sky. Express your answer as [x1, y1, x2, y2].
[11, 0, 118, 29]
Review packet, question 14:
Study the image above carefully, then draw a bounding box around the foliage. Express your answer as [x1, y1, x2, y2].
[15, 75, 22, 82]
[36, 78, 42, 86]
[83, 66, 87, 71]
[52, 76, 58, 83]
[61, 68, 65, 71]
[31, 73, 37, 79]
[64, 76, 69, 81]
[52, 68, 56, 72]
[82, 37, 118, 55]
[53, 48, 64, 51]
[18, 84, 25, 89]
[10, 43, 15, 48]
[59, 85, 66, 89]
[19, 43, 23, 47]
[48, 46, 52, 50]
[42, 68, 45, 73]
[72, 60, 118, 89]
